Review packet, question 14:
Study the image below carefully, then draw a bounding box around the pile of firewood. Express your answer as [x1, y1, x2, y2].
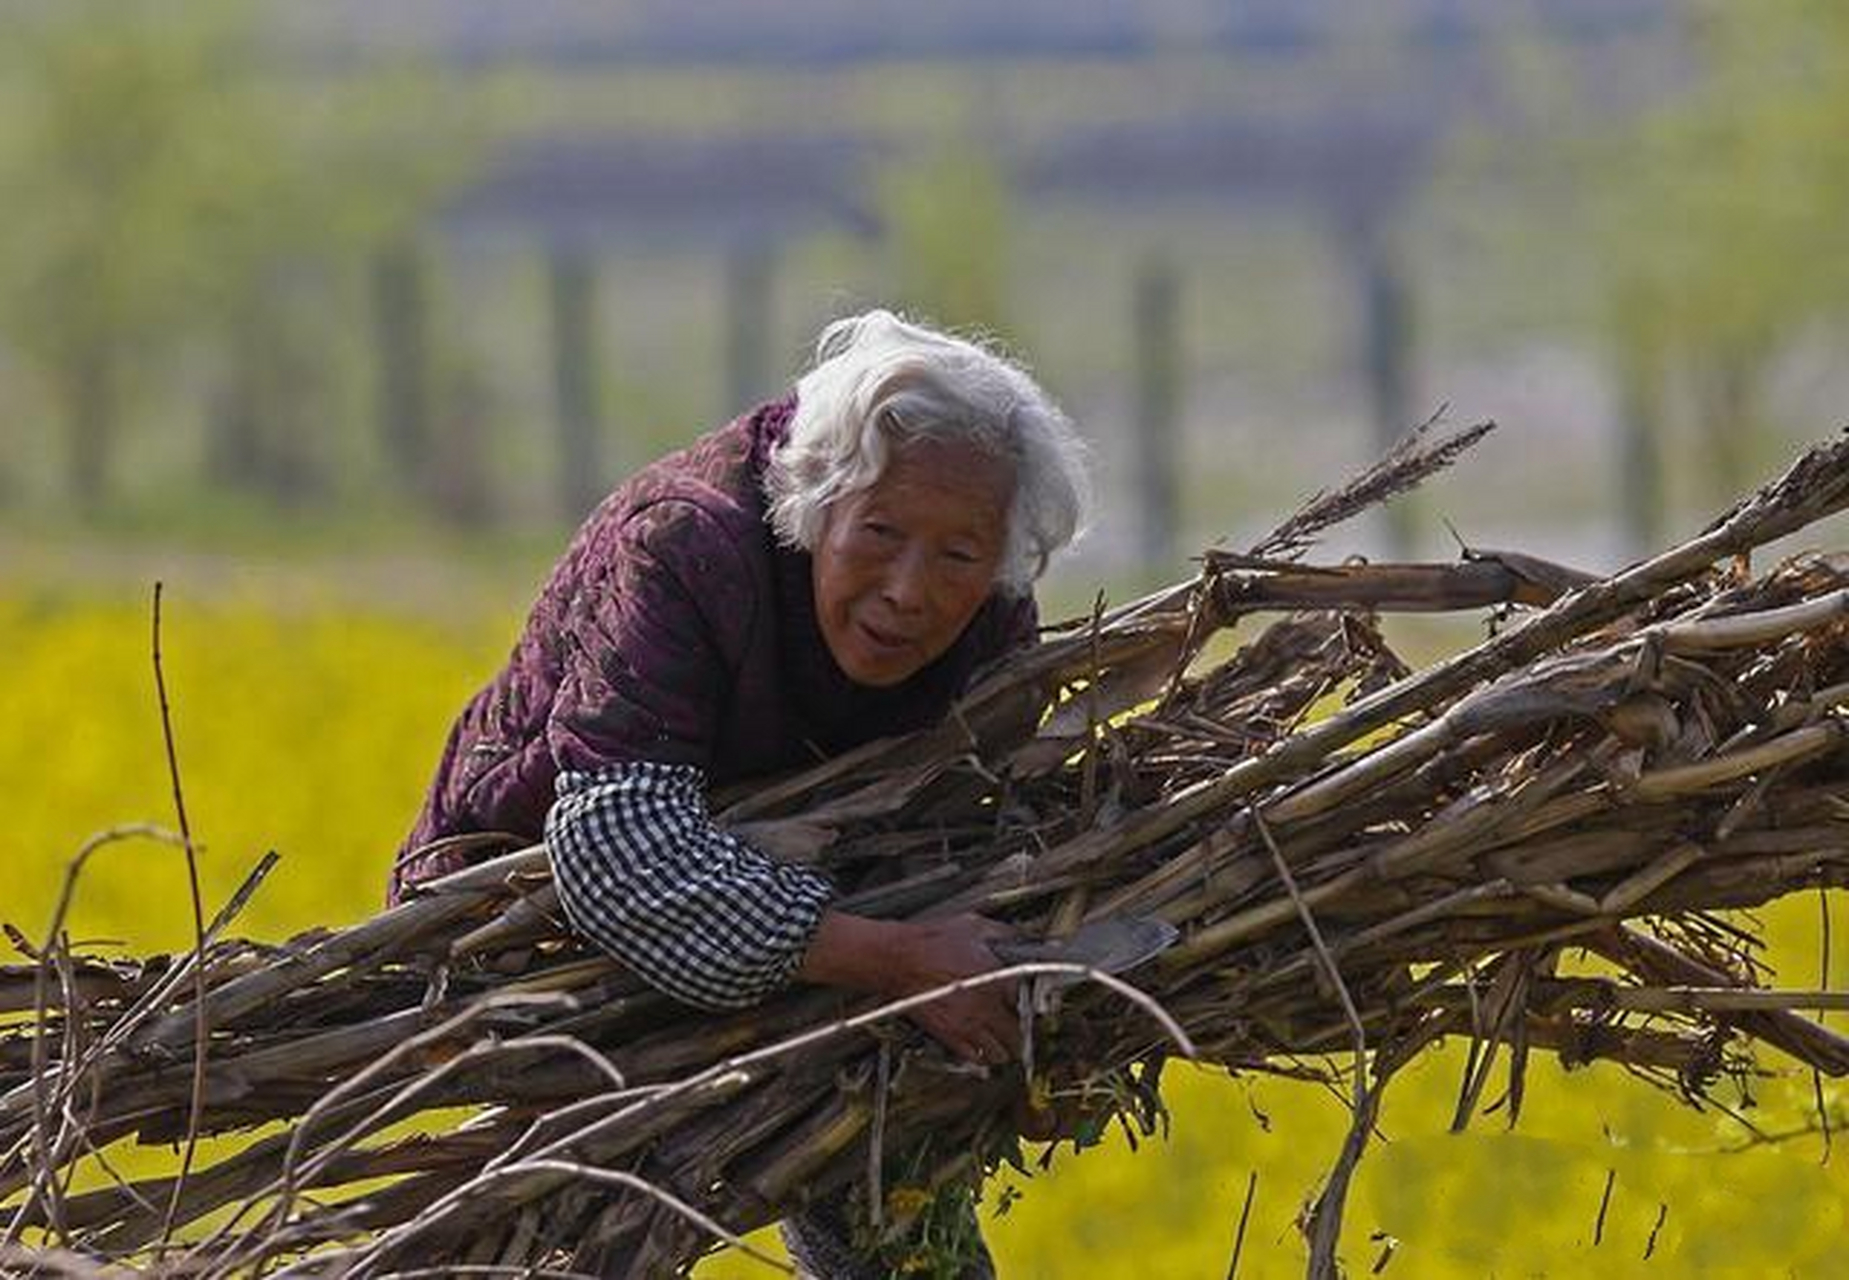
[5, 424, 1849, 1278]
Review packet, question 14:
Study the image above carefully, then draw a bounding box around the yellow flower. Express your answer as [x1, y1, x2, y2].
[884, 1185, 933, 1219]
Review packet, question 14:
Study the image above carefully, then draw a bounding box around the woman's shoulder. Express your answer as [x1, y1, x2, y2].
[604, 399, 793, 539]
[542, 401, 798, 622]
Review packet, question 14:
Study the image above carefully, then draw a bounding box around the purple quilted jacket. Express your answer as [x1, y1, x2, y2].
[390, 395, 1035, 901]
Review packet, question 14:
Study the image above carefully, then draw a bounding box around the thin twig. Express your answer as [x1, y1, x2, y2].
[1251, 806, 1374, 1280]
[0, 1242, 121, 1278]
[1643, 1202, 1668, 1260]
[152, 583, 211, 1246]
[1225, 1169, 1258, 1280]
[346, 1159, 794, 1278]
[1299, 1034, 1427, 1280]
[11, 849, 279, 1188]
[1250, 410, 1494, 561]
[47, 949, 92, 1235]
[374, 1269, 602, 1280]
[1818, 885, 1834, 1164]
[1594, 1168, 1616, 1245]
[196, 995, 589, 1274]
[868, 1038, 892, 1231]
[375, 1269, 601, 1280]
[1252, 809, 1366, 1098]
[4, 823, 183, 1248]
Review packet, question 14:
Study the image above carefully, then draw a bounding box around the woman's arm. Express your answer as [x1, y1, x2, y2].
[548, 761, 834, 1010]
[550, 766, 1019, 1063]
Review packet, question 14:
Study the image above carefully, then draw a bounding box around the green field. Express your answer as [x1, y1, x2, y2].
[8, 579, 1846, 1277]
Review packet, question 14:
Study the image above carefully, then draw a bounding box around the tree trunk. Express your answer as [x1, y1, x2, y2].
[725, 243, 775, 412]
[1701, 353, 1761, 505]
[210, 273, 329, 506]
[263, 328, 325, 508]
[430, 364, 494, 526]
[372, 242, 433, 500]
[206, 354, 264, 493]
[548, 247, 605, 521]
[1612, 321, 1665, 557]
[1132, 255, 1181, 569]
[65, 344, 119, 512]
[1359, 235, 1416, 556]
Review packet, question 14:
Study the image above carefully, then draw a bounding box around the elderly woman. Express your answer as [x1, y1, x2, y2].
[390, 309, 1089, 1273]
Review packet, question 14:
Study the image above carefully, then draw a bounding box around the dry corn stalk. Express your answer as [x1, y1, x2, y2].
[5, 425, 1849, 1277]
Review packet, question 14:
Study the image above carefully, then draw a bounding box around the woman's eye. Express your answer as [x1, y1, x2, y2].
[944, 547, 982, 566]
[862, 521, 899, 540]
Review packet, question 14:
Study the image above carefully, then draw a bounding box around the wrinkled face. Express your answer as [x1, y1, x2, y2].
[812, 437, 1013, 687]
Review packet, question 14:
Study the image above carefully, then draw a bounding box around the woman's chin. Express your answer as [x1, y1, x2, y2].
[841, 653, 919, 688]
[835, 637, 927, 687]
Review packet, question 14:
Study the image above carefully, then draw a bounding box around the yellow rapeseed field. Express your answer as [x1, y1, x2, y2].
[7, 587, 1845, 1277]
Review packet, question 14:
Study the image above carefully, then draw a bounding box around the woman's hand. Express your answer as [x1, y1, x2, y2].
[882, 913, 1022, 1066]
[798, 910, 1021, 1066]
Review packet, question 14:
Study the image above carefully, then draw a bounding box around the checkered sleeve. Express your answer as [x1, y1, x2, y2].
[546, 760, 837, 1010]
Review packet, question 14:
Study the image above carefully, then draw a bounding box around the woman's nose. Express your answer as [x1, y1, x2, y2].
[880, 547, 933, 613]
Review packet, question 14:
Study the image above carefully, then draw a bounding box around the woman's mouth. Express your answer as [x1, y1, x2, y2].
[858, 620, 913, 652]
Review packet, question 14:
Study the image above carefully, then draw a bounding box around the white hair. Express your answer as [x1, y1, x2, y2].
[764, 310, 1090, 594]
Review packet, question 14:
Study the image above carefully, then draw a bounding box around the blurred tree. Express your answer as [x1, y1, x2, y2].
[0, 0, 475, 512]
[208, 267, 329, 506]
[1609, 282, 1668, 551]
[1350, 218, 1418, 555]
[1589, 1, 1849, 503]
[548, 246, 606, 522]
[1133, 254, 1182, 567]
[724, 242, 776, 415]
[434, 360, 496, 527]
[875, 142, 1014, 337]
[371, 241, 436, 498]
[1442, 0, 1849, 543]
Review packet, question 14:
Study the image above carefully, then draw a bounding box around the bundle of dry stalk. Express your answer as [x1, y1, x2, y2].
[7, 424, 1849, 1279]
